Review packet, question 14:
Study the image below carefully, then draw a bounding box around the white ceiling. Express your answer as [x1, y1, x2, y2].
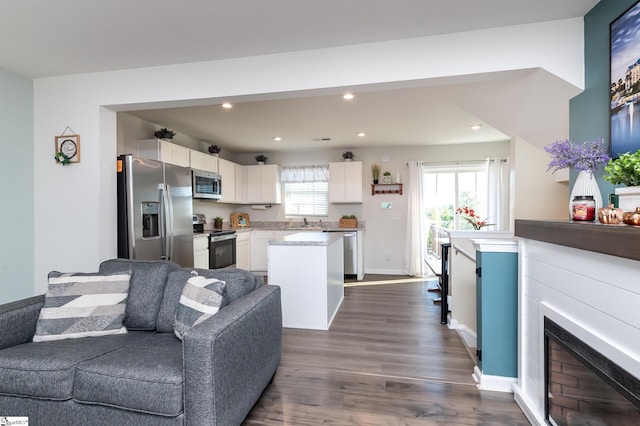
[1, 0, 600, 153]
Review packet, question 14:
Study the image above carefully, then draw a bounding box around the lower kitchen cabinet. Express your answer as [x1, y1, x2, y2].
[235, 231, 251, 270]
[472, 238, 518, 392]
[193, 235, 209, 269]
[250, 231, 273, 273]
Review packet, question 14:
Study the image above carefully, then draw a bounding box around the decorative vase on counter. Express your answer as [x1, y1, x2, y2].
[569, 170, 602, 219]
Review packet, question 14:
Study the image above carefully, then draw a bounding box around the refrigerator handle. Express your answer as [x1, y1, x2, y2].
[160, 183, 170, 260]
[166, 184, 175, 261]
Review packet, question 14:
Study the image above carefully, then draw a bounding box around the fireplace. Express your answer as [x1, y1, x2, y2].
[544, 317, 640, 425]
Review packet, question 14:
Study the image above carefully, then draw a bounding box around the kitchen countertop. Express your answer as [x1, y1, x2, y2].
[267, 232, 343, 246]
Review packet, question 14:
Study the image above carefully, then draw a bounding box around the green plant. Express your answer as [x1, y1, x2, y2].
[604, 149, 640, 186]
[54, 152, 71, 165]
[371, 164, 381, 180]
[342, 151, 355, 160]
[214, 216, 223, 222]
[255, 154, 268, 163]
[383, 171, 391, 176]
[208, 144, 221, 154]
[154, 128, 176, 139]
[341, 215, 357, 220]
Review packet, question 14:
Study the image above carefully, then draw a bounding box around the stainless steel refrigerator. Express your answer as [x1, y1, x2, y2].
[117, 154, 194, 267]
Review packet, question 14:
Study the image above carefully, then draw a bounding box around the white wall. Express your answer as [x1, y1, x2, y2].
[30, 19, 585, 296]
[512, 136, 569, 222]
[0, 67, 34, 303]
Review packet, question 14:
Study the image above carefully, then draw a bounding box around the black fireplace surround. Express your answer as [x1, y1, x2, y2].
[544, 317, 640, 425]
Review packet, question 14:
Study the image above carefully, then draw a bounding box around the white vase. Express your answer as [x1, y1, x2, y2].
[569, 170, 602, 218]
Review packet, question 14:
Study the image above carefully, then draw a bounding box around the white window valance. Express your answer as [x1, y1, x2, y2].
[281, 165, 329, 183]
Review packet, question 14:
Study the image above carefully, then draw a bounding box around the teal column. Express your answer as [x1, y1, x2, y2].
[475, 243, 518, 378]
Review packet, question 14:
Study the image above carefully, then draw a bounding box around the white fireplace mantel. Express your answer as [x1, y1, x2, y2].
[514, 220, 640, 426]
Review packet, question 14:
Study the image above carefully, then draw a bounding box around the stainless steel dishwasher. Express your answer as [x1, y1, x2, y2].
[324, 230, 357, 277]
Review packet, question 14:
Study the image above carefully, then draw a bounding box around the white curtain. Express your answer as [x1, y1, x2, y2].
[404, 161, 426, 277]
[281, 165, 329, 183]
[486, 158, 511, 231]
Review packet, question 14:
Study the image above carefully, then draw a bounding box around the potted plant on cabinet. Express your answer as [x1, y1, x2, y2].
[342, 151, 355, 161]
[371, 163, 381, 184]
[154, 128, 176, 139]
[255, 154, 268, 164]
[604, 149, 640, 210]
[213, 217, 223, 229]
[208, 144, 221, 155]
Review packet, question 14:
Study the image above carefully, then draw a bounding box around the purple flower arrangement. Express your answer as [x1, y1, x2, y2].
[544, 138, 610, 174]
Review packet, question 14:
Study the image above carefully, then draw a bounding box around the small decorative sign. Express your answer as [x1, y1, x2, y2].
[230, 213, 250, 228]
[54, 127, 80, 165]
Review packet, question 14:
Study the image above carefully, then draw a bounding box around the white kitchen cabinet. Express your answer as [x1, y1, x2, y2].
[235, 165, 246, 204]
[235, 231, 251, 270]
[329, 161, 362, 203]
[193, 235, 209, 269]
[250, 230, 274, 272]
[245, 164, 281, 204]
[190, 150, 218, 173]
[137, 138, 190, 168]
[218, 158, 236, 203]
[250, 229, 297, 272]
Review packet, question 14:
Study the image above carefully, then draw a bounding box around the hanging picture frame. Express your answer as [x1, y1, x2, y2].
[610, 1, 640, 158]
[54, 134, 81, 164]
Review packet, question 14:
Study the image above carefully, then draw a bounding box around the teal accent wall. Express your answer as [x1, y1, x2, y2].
[570, 0, 638, 199]
[0, 67, 34, 303]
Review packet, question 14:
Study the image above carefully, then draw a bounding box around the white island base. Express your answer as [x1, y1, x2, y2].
[267, 232, 344, 330]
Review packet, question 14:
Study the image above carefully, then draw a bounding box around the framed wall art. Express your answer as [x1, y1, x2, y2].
[610, 1, 640, 158]
[55, 134, 81, 164]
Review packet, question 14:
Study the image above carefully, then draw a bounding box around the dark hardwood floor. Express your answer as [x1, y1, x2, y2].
[244, 278, 529, 425]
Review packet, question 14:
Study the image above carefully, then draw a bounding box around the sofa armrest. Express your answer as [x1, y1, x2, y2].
[0, 295, 45, 349]
[182, 285, 282, 426]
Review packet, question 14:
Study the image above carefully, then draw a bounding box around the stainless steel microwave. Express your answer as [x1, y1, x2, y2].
[192, 170, 221, 200]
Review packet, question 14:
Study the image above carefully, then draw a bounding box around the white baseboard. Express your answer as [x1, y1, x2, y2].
[365, 268, 406, 275]
[513, 385, 546, 426]
[472, 365, 516, 393]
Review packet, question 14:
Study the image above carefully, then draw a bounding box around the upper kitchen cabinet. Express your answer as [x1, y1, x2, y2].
[137, 139, 190, 168]
[235, 164, 246, 204]
[246, 164, 282, 204]
[190, 150, 218, 173]
[329, 161, 363, 203]
[218, 157, 236, 203]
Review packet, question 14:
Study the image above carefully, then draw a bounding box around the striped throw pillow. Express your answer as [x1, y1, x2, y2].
[173, 274, 227, 340]
[32, 270, 131, 342]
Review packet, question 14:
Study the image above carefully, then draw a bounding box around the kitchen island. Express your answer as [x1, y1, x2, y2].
[267, 232, 344, 330]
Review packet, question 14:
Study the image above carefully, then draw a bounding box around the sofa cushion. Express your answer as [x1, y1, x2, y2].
[74, 333, 184, 417]
[173, 274, 227, 340]
[32, 270, 131, 342]
[156, 268, 261, 332]
[0, 334, 133, 400]
[99, 259, 180, 330]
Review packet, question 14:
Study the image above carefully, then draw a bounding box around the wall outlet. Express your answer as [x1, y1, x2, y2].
[385, 252, 391, 261]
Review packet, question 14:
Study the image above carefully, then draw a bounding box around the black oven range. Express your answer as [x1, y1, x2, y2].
[208, 230, 236, 269]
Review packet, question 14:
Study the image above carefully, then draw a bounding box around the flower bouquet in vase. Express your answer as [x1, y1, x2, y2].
[545, 138, 610, 217]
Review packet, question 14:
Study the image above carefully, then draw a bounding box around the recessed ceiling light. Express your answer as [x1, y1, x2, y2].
[357, 132, 366, 137]
[273, 136, 282, 142]
[471, 124, 482, 130]
[221, 103, 233, 109]
[343, 93, 354, 100]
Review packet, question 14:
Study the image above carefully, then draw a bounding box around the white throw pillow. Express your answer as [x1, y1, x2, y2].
[32, 270, 131, 342]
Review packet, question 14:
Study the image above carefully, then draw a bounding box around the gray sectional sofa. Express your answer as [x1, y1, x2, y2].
[0, 259, 282, 425]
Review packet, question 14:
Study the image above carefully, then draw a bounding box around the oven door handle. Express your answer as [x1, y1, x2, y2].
[210, 234, 237, 242]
